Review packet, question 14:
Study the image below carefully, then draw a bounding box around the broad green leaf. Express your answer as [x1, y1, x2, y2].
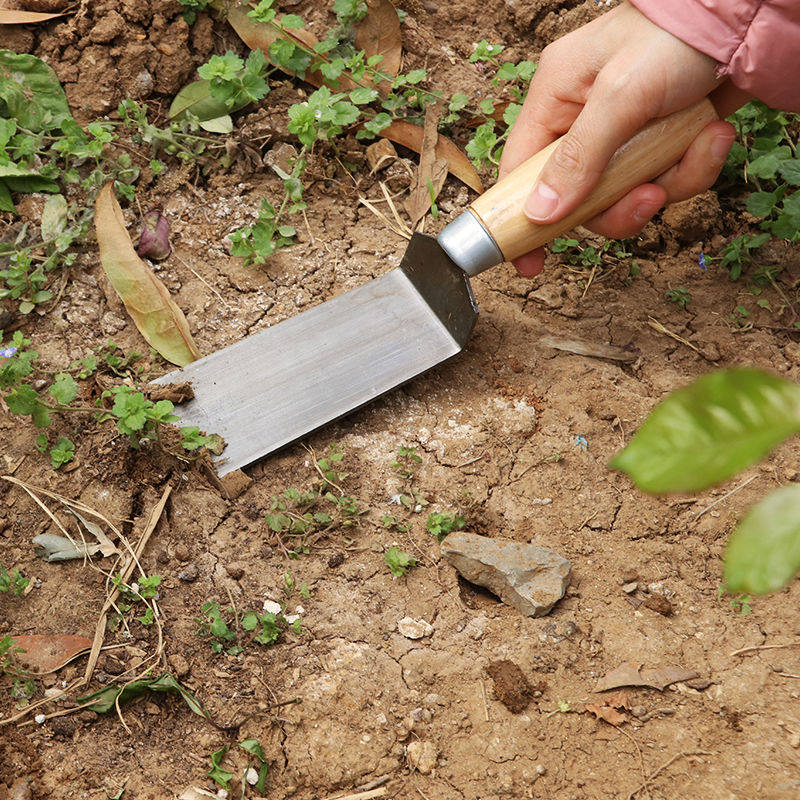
[746, 190, 778, 218]
[779, 159, 800, 186]
[724, 485, 800, 593]
[0, 49, 72, 131]
[78, 672, 208, 717]
[611, 369, 800, 493]
[48, 372, 77, 404]
[199, 114, 233, 134]
[94, 183, 200, 367]
[168, 79, 232, 122]
[0, 179, 13, 212]
[41, 194, 67, 240]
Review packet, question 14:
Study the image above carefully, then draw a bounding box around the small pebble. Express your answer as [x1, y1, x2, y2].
[631, 705, 648, 718]
[790, 732, 800, 749]
[327, 552, 345, 568]
[535, 764, 547, 776]
[34, 713, 46, 724]
[622, 582, 638, 594]
[245, 767, 259, 786]
[173, 543, 191, 562]
[225, 562, 245, 580]
[178, 564, 199, 582]
[620, 568, 639, 583]
[263, 599, 282, 614]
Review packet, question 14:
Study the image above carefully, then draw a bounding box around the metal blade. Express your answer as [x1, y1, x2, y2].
[153, 234, 477, 474]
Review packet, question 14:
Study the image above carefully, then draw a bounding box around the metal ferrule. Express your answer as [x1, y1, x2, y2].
[437, 209, 504, 277]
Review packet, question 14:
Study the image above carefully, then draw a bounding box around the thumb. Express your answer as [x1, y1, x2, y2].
[523, 77, 654, 224]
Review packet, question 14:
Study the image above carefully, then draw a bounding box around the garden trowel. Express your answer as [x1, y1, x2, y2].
[155, 100, 716, 475]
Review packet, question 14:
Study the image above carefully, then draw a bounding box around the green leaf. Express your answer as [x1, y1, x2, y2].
[0, 50, 72, 131]
[610, 369, 800, 493]
[50, 437, 75, 469]
[746, 190, 778, 218]
[208, 746, 233, 789]
[48, 372, 77, 405]
[240, 738, 266, 761]
[0, 180, 13, 213]
[779, 159, 800, 186]
[77, 672, 208, 717]
[168, 79, 229, 122]
[199, 114, 233, 134]
[724, 485, 800, 594]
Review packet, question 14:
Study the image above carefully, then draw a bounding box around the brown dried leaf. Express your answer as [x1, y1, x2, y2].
[11, 634, 93, 674]
[94, 183, 200, 367]
[355, 0, 402, 92]
[405, 102, 444, 228]
[539, 335, 637, 363]
[227, 3, 353, 90]
[585, 690, 629, 727]
[380, 119, 483, 193]
[0, 8, 65, 23]
[595, 662, 699, 693]
[366, 138, 398, 172]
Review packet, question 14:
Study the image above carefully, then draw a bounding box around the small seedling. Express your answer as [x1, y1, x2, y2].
[666, 286, 691, 309]
[195, 601, 240, 655]
[384, 546, 416, 577]
[426, 512, 465, 542]
[545, 699, 572, 718]
[390, 445, 422, 480]
[0, 562, 28, 596]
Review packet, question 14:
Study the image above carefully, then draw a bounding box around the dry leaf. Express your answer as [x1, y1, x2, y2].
[355, 0, 402, 93]
[94, 183, 200, 367]
[366, 138, 398, 172]
[539, 335, 637, 363]
[10, 634, 93, 674]
[595, 662, 699, 692]
[585, 690, 629, 726]
[405, 102, 444, 228]
[380, 119, 483, 193]
[0, 9, 65, 24]
[227, 3, 350, 90]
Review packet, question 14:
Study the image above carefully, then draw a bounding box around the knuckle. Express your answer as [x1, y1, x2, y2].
[551, 135, 588, 176]
[537, 42, 562, 69]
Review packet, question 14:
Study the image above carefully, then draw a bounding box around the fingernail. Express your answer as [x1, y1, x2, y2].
[711, 134, 734, 164]
[524, 182, 559, 222]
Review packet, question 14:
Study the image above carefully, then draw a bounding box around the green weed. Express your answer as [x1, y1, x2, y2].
[426, 512, 465, 542]
[0, 562, 28, 595]
[384, 546, 416, 577]
[666, 286, 691, 309]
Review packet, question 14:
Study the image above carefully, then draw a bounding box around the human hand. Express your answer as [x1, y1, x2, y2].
[498, 1, 745, 278]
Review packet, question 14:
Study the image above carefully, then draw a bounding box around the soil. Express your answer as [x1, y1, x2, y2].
[3, 2, 800, 800]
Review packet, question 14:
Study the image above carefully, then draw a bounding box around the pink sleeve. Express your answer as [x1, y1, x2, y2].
[629, 0, 800, 111]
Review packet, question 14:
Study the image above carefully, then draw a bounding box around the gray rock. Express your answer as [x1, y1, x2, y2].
[178, 564, 199, 582]
[441, 532, 571, 617]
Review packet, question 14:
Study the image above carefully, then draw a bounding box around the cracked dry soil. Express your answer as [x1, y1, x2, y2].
[3, 1, 800, 799]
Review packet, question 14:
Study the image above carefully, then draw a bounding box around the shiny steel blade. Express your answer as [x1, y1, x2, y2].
[153, 234, 477, 475]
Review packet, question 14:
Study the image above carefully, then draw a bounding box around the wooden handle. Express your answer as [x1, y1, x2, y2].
[469, 99, 718, 262]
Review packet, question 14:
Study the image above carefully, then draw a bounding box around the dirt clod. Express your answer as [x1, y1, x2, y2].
[168, 654, 190, 679]
[173, 542, 191, 562]
[225, 562, 245, 580]
[643, 594, 674, 617]
[486, 659, 534, 713]
[145, 383, 195, 404]
[177, 564, 199, 582]
[406, 740, 437, 774]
